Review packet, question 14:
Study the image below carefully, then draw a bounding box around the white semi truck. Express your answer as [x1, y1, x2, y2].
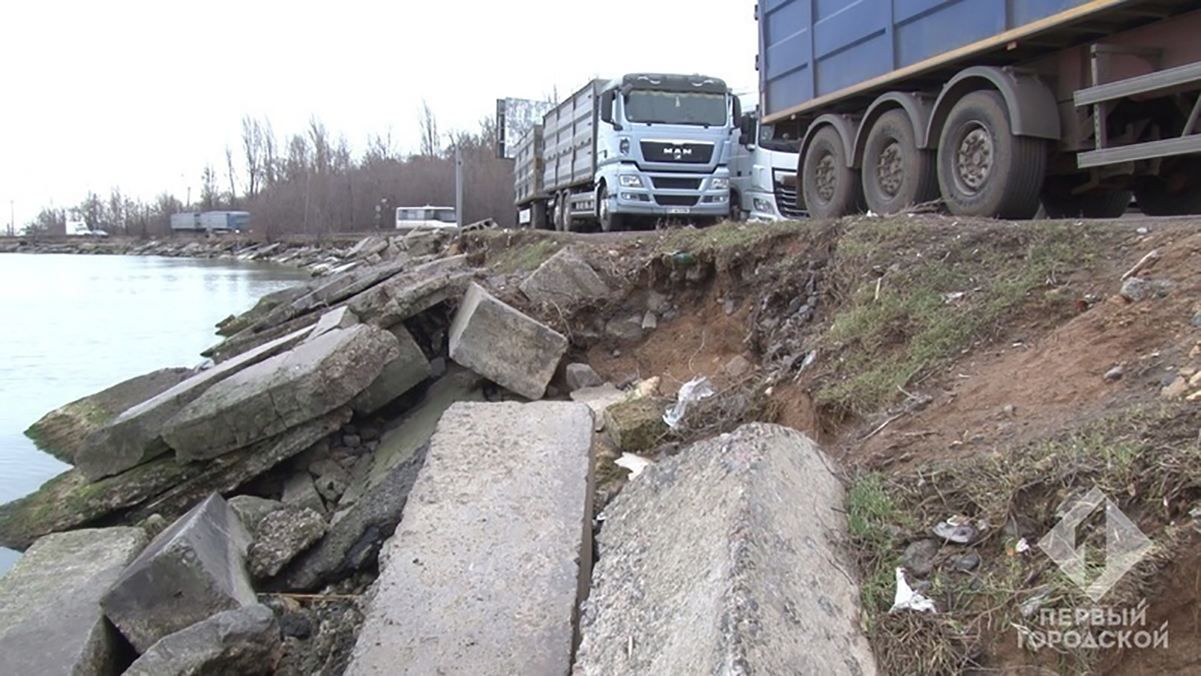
[509, 73, 740, 231]
[729, 108, 805, 221]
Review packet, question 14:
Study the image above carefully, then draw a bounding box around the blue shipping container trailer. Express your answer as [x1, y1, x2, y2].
[758, 0, 1201, 218]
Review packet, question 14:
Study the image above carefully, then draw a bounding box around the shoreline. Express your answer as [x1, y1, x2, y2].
[0, 231, 445, 277]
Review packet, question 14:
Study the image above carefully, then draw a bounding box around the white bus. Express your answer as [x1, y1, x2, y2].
[395, 206, 457, 230]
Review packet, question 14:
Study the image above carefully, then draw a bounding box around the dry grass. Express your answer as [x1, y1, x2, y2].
[847, 403, 1201, 675]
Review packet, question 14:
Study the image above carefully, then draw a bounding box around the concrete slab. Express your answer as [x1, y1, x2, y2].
[350, 325, 432, 415]
[448, 283, 568, 400]
[163, 325, 400, 461]
[573, 424, 878, 676]
[0, 527, 147, 676]
[346, 401, 593, 676]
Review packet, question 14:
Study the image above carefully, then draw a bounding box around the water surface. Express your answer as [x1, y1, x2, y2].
[0, 253, 308, 573]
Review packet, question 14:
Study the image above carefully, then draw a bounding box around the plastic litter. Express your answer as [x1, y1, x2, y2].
[663, 377, 716, 429]
[890, 568, 937, 614]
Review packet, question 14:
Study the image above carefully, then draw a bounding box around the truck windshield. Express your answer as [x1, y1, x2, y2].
[760, 123, 801, 153]
[625, 91, 728, 127]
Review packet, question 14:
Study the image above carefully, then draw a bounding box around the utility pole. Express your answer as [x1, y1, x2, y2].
[8, 200, 13, 237]
[455, 147, 464, 228]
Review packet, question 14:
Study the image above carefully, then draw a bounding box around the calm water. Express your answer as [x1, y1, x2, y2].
[0, 254, 308, 574]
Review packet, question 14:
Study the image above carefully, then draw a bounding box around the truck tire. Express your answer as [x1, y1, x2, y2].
[862, 110, 938, 215]
[1134, 160, 1201, 215]
[802, 126, 862, 219]
[1041, 178, 1130, 219]
[598, 185, 624, 232]
[936, 90, 1045, 219]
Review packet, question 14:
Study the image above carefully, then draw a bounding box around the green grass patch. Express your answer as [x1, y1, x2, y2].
[654, 219, 811, 256]
[815, 220, 1107, 415]
[488, 237, 563, 274]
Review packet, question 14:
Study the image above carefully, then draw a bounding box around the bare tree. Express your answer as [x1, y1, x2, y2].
[200, 165, 219, 210]
[241, 116, 263, 198]
[262, 118, 279, 188]
[308, 117, 331, 174]
[419, 100, 441, 157]
[225, 147, 238, 207]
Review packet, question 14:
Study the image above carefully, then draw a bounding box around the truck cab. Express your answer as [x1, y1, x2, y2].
[592, 74, 737, 229]
[729, 109, 805, 221]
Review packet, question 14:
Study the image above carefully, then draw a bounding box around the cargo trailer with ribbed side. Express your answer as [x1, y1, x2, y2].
[507, 74, 741, 232]
[757, 0, 1201, 219]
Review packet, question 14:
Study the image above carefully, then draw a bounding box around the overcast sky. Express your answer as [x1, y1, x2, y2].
[0, 0, 759, 227]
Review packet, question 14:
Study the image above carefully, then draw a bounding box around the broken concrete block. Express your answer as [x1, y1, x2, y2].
[25, 366, 193, 464]
[603, 397, 669, 452]
[164, 325, 401, 461]
[0, 527, 147, 676]
[519, 248, 611, 307]
[307, 306, 359, 340]
[281, 444, 428, 591]
[102, 494, 257, 653]
[283, 470, 326, 514]
[448, 283, 568, 400]
[0, 411, 346, 550]
[248, 507, 327, 580]
[574, 424, 878, 676]
[350, 324, 432, 415]
[570, 384, 627, 432]
[565, 363, 603, 391]
[228, 495, 285, 532]
[346, 401, 592, 675]
[124, 604, 281, 676]
[349, 255, 473, 328]
[76, 325, 313, 481]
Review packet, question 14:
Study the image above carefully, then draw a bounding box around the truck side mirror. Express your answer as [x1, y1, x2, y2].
[732, 96, 742, 124]
[600, 90, 620, 130]
[738, 114, 757, 147]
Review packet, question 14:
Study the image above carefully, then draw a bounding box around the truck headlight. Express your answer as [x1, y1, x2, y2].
[754, 197, 775, 214]
[619, 174, 643, 188]
[711, 177, 730, 190]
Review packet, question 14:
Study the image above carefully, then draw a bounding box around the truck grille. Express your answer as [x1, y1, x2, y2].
[655, 195, 699, 207]
[651, 177, 702, 190]
[774, 175, 806, 219]
[641, 141, 713, 164]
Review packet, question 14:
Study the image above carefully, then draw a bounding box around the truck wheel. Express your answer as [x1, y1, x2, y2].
[1041, 178, 1130, 219]
[730, 192, 745, 222]
[802, 126, 862, 219]
[862, 110, 937, 215]
[598, 185, 624, 232]
[552, 194, 564, 231]
[1134, 160, 1201, 215]
[937, 90, 1045, 219]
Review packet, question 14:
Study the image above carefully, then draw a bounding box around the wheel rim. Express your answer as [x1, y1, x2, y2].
[954, 123, 994, 196]
[814, 153, 837, 203]
[876, 141, 903, 198]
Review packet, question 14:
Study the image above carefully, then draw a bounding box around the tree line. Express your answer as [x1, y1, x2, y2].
[23, 107, 516, 238]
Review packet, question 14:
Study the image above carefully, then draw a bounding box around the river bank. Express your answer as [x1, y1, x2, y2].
[0, 230, 454, 277]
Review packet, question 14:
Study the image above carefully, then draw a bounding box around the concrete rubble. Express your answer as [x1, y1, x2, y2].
[449, 282, 569, 399]
[123, 604, 282, 676]
[0, 527, 147, 676]
[0, 232, 881, 675]
[575, 424, 878, 675]
[519, 247, 611, 307]
[347, 401, 593, 675]
[102, 494, 257, 653]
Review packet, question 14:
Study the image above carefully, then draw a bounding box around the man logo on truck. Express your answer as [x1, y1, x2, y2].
[671, 146, 693, 160]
